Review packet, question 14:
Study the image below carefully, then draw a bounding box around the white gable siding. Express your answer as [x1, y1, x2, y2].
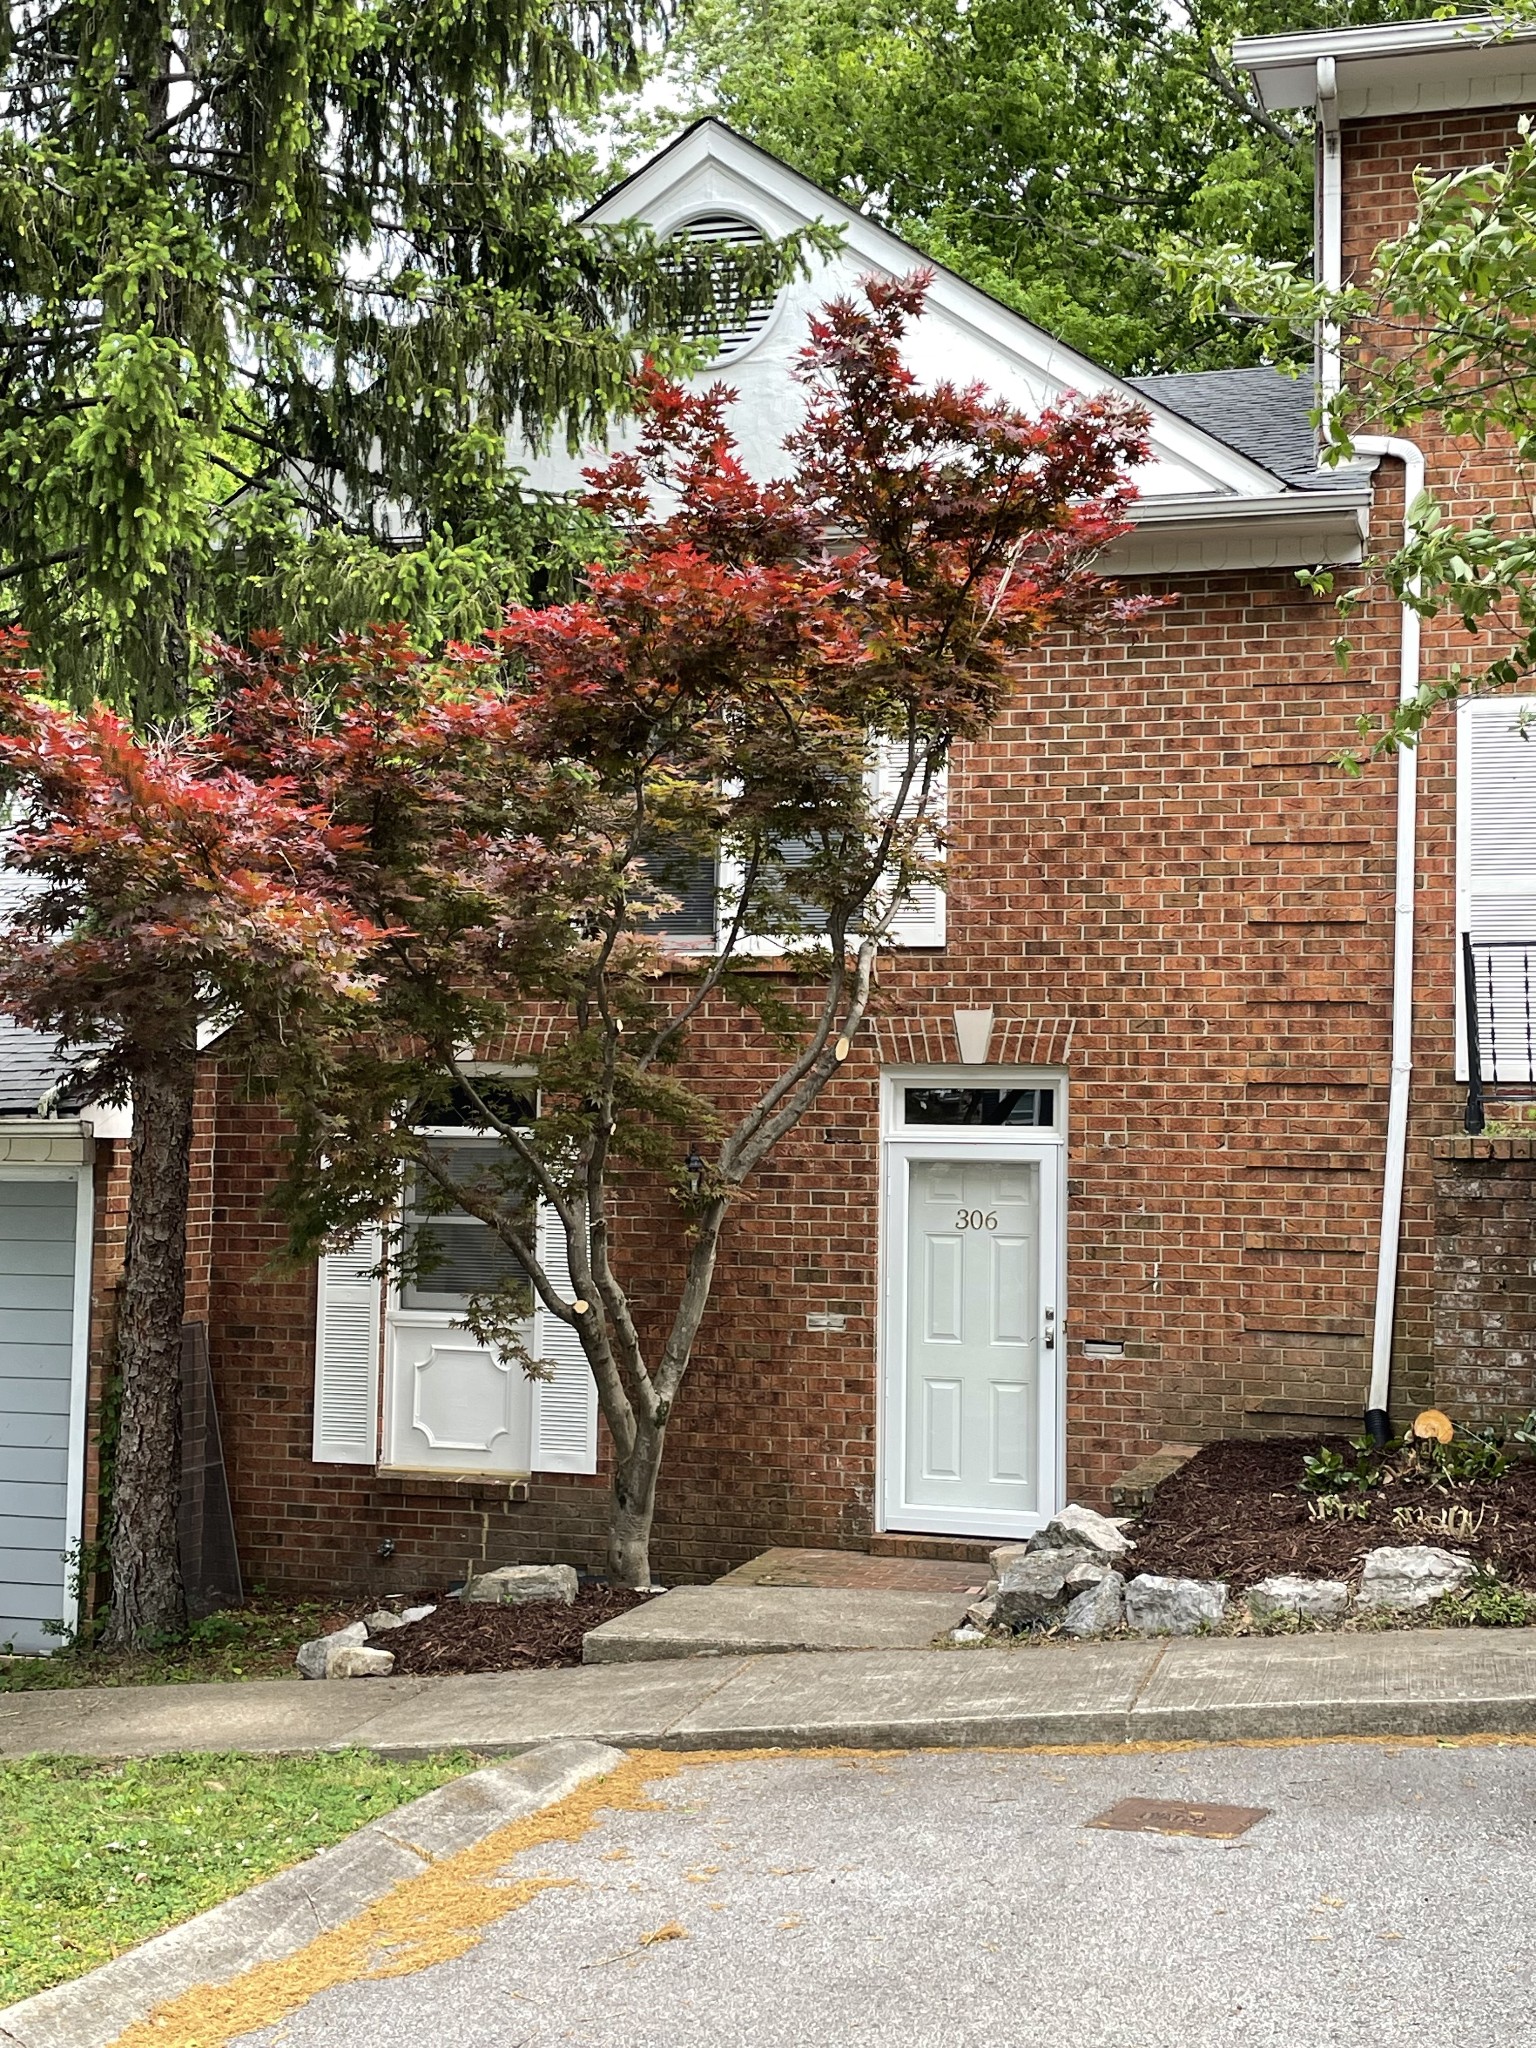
[521, 124, 1291, 506]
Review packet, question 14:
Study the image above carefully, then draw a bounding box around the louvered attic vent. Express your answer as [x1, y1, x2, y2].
[671, 212, 776, 362]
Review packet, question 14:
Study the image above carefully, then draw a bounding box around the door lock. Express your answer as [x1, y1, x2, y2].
[1043, 1307, 1057, 1350]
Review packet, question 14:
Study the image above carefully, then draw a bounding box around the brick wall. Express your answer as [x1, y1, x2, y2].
[205, 558, 1428, 1594]
[1432, 1137, 1536, 1421]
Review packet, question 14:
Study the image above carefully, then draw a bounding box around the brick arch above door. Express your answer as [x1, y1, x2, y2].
[870, 1014, 1076, 1067]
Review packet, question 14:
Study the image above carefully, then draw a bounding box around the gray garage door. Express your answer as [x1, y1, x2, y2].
[0, 1179, 80, 1654]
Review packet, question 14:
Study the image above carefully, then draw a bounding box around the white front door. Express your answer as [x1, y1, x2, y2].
[882, 1126, 1061, 1539]
[382, 1135, 534, 1476]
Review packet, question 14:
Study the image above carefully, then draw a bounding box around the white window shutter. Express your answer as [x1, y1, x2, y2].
[312, 1225, 382, 1464]
[1462, 698, 1536, 1080]
[873, 740, 947, 947]
[530, 1200, 599, 1473]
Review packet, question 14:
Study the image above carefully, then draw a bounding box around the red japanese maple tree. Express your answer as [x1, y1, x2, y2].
[250, 274, 1163, 1587]
[0, 633, 381, 1644]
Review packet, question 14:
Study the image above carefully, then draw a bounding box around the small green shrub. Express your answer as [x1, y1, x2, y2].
[1433, 1569, 1535, 1628]
[1425, 1426, 1509, 1489]
[1300, 1441, 1385, 1496]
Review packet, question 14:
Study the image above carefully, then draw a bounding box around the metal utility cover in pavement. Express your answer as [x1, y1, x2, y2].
[1087, 1797, 1270, 1840]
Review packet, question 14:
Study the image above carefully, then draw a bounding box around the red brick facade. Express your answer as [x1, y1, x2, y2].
[76, 93, 1536, 1598]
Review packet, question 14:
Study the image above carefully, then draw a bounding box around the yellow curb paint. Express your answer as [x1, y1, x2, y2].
[105, 1732, 1536, 2045]
[107, 1753, 680, 2048]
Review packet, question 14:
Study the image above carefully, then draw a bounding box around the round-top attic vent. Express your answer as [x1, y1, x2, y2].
[670, 211, 777, 363]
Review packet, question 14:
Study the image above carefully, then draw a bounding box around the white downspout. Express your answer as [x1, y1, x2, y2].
[1318, 64, 1425, 1441]
[1313, 60, 1424, 1439]
[1351, 436, 1423, 1438]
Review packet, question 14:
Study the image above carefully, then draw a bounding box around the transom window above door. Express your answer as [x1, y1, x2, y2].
[901, 1085, 1055, 1128]
[399, 1137, 534, 1312]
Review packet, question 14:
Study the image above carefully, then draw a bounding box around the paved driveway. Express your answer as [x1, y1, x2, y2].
[236, 1740, 1536, 2047]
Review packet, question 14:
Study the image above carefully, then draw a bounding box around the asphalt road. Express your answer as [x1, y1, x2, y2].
[236, 1741, 1536, 2047]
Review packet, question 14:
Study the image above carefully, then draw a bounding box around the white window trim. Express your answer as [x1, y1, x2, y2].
[715, 748, 948, 958]
[1455, 694, 1536, 1081]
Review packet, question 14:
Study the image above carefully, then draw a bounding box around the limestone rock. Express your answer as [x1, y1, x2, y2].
[1246, 1576, 1350, 1625]
[401, 1604, 437, 1625]
[994, 1550, 1077, 1629]
[949, 1625, 987, 1644]
[327, 1644, 396, 1678]
[465, 1562, 580, 1607]
[295, 1621, 367, 1680]
[965, 1596, 998, 1630]
[1356, 1545, 1476, 1612]
[1060, 1570, 1126, 1638]
[988, 1543, 1031, 1578]
[1062, 1557, 1112, 1598]
[1124, 1574, 1228, 1635]
[364, 1609, 405, 1633]
[1029, 1503, 1136, 1560]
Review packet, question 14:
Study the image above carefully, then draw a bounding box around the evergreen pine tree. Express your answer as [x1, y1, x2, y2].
[0, 0, 800, 720]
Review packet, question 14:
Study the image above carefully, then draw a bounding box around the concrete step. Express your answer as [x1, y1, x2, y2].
[581, 1585, 974, 1663]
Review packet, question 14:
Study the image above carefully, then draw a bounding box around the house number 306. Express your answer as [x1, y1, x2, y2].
[956, 1208, 998, 1230]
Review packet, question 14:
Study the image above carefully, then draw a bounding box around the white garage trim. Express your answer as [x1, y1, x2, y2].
[0, 1124, 95, 1647]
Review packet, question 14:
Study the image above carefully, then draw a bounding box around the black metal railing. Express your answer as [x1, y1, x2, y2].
[1463, 933, 1536, 1133]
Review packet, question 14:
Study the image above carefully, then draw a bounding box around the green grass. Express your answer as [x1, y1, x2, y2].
[0, 1599, 361, 1691]
[0, 1747, 478, 2006]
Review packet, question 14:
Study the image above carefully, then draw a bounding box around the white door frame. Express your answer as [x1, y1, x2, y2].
[877, 1067, 1066, 1539]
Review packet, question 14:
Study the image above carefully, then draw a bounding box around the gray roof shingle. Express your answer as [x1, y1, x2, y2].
[0, 862, 92, 1116]
[0, 1019, 83, 1116]
[1129, 367, 1331, 490]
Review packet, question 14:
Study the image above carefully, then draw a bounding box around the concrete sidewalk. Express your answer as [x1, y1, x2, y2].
[9, 1627, 1536, 1756]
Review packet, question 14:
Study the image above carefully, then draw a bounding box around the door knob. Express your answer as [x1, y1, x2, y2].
[1043, 1306, 1056, 1350]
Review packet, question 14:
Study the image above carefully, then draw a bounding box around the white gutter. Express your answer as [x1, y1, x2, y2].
[1315, 57, 1342, 399]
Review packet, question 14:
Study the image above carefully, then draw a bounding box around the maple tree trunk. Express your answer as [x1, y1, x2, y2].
[608, 1425, 667, 1588]
[103, 1049, 196, 1647]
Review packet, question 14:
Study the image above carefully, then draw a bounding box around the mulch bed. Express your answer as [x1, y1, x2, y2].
[382, 1585, 652, 1675]
[1128, 1437, 1536, 1589]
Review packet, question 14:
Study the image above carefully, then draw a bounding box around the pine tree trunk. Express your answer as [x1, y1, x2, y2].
[103, 1050, 196, 1647]
[608, 1426, 666, 1588]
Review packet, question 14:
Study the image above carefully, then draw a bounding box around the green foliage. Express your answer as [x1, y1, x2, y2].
[1434, 1568, 1536, 1629]
[1300, 1439, 1385, 1495]
[0, 1, 814, 719]
[1424, 1424, 1510, 1491]
[637, 0, 1442, 375]
[1176, 115, 1536, 740]
[0, 1598, 348, 1686]
[1299, 1421, 1514, 1511]
[0, 1748, 475, 2003]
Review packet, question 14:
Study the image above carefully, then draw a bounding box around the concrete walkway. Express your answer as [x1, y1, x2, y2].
[581, 1584, 976, 1660]
[9, 1627, 1536, 1756]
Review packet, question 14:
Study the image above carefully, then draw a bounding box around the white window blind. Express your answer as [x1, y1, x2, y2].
[717, 740, 947, 953]
[312, 1224, 383, 1464]
[871, 737, 947, 948]
[530, 1200, 599, 1473]
[1459, 697, 1536, 1079]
